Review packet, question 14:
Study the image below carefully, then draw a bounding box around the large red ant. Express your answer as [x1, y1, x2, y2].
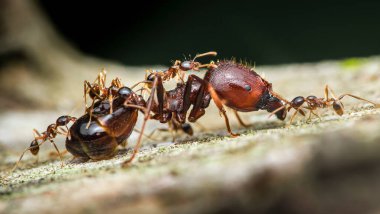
[269, 85, 380, 124]
[129, 51, 288, 140]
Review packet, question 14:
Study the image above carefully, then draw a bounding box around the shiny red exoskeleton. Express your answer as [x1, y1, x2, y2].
[204, 60, 287, 136]
[139, 52, 287, 137]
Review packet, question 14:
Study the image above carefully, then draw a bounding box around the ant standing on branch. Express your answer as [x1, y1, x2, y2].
[270, 85, 380, 124]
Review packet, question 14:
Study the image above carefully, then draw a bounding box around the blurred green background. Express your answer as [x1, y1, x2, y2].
[40, 0, 380, 66]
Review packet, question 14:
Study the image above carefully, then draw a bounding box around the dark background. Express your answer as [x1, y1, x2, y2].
[40, 0, 380, 66]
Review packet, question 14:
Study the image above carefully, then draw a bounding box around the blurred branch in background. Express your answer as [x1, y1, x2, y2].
[0, 0, 123, 111]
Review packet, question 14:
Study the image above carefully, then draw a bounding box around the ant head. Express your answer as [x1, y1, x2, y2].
[180, 61, 196, 71]
[180, 51, 217, 71]
[29, 139, 40, 156]
[332, 101, 344, 116]
[56, 116, 69, 126]
[56, 116, 76, 126]
[291, 96, 305, 108]
[118, 87, 133, 100]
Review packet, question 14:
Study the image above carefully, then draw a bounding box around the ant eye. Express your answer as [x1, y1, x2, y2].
[244, 85, 251, 91]
[180, 61, 192, 70]
[118, 87, 132, 99]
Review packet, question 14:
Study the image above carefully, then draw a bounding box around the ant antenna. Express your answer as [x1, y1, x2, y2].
[192, 51, 217, 61]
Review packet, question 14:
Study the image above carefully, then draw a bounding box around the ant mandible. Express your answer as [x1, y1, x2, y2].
[270, 85, 380, 124]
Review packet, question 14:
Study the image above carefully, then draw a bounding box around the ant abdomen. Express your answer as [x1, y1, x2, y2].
[66, 115, 118, 160]
[332, 101, 344, 116]
[66, 104, 138, 160]
[29, 140, 39, 155]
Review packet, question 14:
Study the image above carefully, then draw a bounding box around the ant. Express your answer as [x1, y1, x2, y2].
[12, 115, 76, 171]
[270, 85, 380, 124]
[142, 51, 217, 84]
[132, 52, 288, 141]
[84, 69, 123, 124]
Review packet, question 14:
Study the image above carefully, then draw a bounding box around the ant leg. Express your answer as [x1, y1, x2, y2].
[84, 81, 102, 128]
[167, 121, 177, 143]
[133, 128, 159, 142]
[11, 139, 47, 173]
[156, 76, 165, 121]
[83, 81, 89, 114]
[99, 69, 107, 88]
[290, 109, 301, 124]
[194, 121, 206, 131]
[208, 84, 239, 137]
[48, 139, 64, 167]
[233, 110, 249, 128]
[324, 84, 329, 100]
[131, 80, 153, 89]
[306, 109, 320, 122]
[268, 105, 287, 118]
[49, 150, 68, 158]
[180, 75, 196, 121]
[338, 94, 380, 108]
[196, 61, 218, 70]
[86, 98, 96, 129]
[109, 94, 114, 114]
[311, 111, 321, 120]
[184, 75, 210, 123]
[122, 77, 158, 167]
